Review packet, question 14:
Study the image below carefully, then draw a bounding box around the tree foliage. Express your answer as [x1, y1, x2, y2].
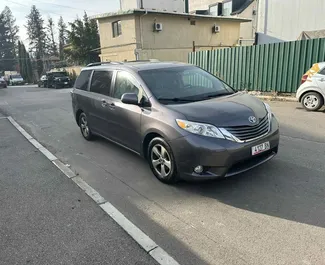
[58, 16, 67, 61]
[46, 17, 58, 57]
[0, 6, 18, 71]
[26, 5, 46, 76]
[17, 41, 33, 82]
[65, 12, 100, 65]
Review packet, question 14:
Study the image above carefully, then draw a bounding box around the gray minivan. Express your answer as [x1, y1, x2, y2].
[71, 61, 280, 184]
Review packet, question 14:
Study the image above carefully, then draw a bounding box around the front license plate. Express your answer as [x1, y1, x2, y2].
[251, 142, 270, 156]
[64, 82, 68, 84]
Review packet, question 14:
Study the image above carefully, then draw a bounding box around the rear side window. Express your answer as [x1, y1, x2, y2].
[90, 71, 113, 96]
[75, 70, 92, 90]
[319, 67, 325, 76]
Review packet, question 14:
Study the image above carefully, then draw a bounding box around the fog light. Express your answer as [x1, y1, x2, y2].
[194, 165, 204, 174]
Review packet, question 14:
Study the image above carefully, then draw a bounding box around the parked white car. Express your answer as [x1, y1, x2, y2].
[296, 62, 325, 111]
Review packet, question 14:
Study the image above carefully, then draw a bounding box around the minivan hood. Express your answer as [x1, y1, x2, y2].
[165, 92, 267, 127]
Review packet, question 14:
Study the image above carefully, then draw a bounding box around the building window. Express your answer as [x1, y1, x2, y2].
[112, 20, 122, 37]
[222, 0, 232, 16]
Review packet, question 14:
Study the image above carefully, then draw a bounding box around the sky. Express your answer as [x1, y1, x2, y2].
[2, 0, 120, 46]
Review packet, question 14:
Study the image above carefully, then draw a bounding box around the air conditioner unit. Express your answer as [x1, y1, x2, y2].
[212, 25, 220, 33]
[154, 23, 163, 32]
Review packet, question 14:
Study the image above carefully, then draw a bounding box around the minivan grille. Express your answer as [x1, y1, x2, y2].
[225, 115, 270, 141]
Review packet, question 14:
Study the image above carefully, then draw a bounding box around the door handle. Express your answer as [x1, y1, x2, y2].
[101, 99, 108, 107]
[108, 102, 115, 109]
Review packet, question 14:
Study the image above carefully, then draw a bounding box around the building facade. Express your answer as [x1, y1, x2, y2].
[120, 0, 187, 13]
[257, 0, 325, 42]
[189, 0, 325, 44]
[94, 10, 249, 62]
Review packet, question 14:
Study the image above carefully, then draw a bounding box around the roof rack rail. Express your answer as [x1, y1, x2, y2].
[125, 59, 160, 63]
[86, 61, 122, 67]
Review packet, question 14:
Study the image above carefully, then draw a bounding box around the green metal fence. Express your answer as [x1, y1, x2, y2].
[188, 38, 325, 93]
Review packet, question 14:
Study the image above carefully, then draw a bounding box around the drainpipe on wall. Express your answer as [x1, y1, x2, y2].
[264, 0, 269, 34]
[139, 10, 148, 60]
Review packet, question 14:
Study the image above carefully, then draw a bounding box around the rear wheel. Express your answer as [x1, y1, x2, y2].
[301, 92, 324, 111]
[148, 137, 178, 184]
[79, 113, 93, 141]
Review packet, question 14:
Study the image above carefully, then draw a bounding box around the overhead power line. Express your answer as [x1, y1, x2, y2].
[33, 0, 103, 14]
[4, 0, 78, 19]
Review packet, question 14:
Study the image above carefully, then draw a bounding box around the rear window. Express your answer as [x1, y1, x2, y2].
[75, 70, 92, 90]
[319, 67, 325, 76]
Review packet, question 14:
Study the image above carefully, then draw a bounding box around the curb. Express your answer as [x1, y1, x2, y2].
[6, 116, 180, 265]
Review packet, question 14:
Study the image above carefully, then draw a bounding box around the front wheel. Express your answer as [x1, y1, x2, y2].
[301, 92, 324, 111]
[148, 137, 178, 184]
[79, 113, 93, 141]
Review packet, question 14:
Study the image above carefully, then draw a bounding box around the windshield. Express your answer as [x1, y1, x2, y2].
[11, 75, 22, 79]
[138, 66, 234, 104]
[51, 72, 67, 78]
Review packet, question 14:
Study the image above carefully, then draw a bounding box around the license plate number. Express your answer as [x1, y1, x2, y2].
[251, 142, 270, 156]
[64, 82, 68, 84]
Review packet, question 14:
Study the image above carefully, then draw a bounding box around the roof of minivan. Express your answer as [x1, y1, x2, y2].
[83, 61, 192, 72]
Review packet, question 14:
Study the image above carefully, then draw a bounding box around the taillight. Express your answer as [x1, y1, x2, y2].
[301, 74, 308, 84]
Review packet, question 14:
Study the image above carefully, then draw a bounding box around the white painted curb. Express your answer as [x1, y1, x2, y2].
[6, 116, 180, 265]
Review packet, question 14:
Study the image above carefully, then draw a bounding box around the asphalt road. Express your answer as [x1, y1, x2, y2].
[1, 85, 325, 265]
[0, 118, 157, 265]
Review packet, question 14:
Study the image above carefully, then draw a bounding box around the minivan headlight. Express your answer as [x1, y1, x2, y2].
[263, 102, 272, 113]
[176, 119, 225, 139]
[263, 102, 273, 119]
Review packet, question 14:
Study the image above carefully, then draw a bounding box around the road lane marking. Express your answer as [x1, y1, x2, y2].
[52, 159, 76, 179]
[6, 115, 181, 265]
[72, 176, 107, 205]
[7, 116, 33, 140]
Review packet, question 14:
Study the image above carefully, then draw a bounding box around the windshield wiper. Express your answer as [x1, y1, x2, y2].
[157, 97, 198, 102]
[204, 92, 234, 99]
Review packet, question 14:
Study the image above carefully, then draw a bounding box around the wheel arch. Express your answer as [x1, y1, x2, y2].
[142, 130, 166, 160]
[75, 109, 84, 126]
[299, 89, 325, 103]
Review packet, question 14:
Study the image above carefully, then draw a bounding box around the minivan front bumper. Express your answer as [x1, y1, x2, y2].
[170, 116, 280, 181]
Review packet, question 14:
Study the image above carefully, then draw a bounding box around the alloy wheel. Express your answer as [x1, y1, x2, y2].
[150, 144, 172, 179]
[80, 115, 89, 138]
[303, 95, 318, 109]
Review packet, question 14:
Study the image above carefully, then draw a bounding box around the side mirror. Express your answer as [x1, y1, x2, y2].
[121, 93, 139, 105]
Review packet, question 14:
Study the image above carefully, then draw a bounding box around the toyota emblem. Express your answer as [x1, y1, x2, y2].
[248, 116, 257, 123]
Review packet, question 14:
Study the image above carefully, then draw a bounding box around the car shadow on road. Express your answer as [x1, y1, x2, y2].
[175, 124, 325, 229]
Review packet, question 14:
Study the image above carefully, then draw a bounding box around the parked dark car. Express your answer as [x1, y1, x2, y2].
[0, 77, 7, 88]
[41, 71, 72, 89]
[71, 61, 280, 184]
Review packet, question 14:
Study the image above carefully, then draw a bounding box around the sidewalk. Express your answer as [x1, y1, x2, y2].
[0, 118, 157, 265]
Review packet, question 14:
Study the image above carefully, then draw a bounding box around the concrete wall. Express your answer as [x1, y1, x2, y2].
[189, 0, 222, 11]
[139, 13, 241, 62]
[120, 0, 138, 10]
[257, 0, 325, 41]
[65, 66, 83, 77]
[120, 0, 185, 12]
[97, 14, 138, 62]
[234, 0, 257, 45]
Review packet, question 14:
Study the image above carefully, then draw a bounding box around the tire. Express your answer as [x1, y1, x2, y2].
[301, 92, 324, 111]
[147, 137, 178, 184]
[79, 113, 93, 141]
